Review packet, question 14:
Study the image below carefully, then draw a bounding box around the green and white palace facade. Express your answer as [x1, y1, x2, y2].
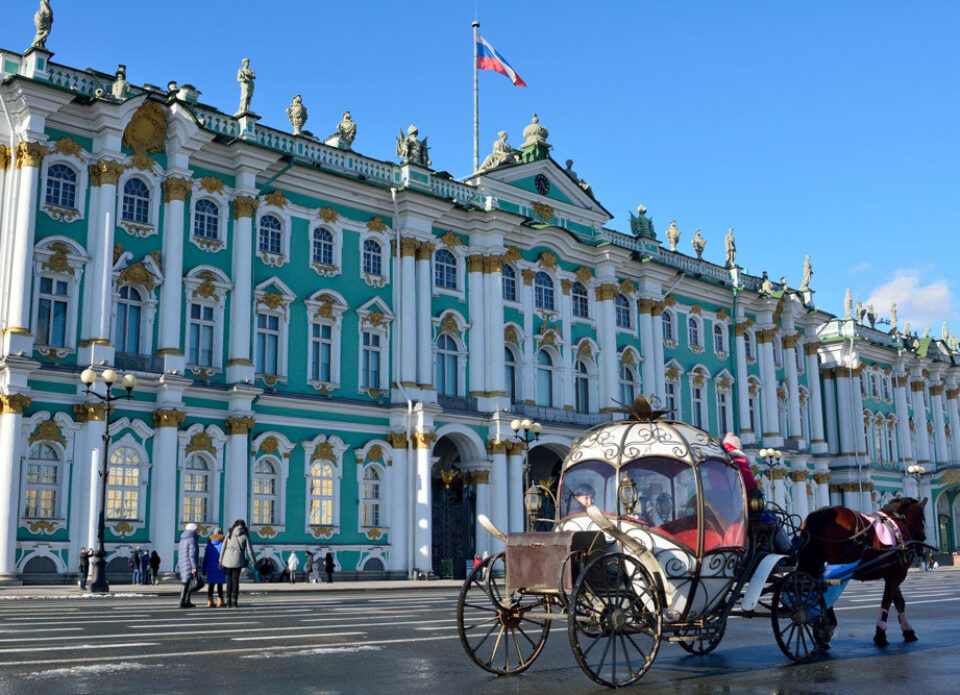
[0, 42, 958, 581]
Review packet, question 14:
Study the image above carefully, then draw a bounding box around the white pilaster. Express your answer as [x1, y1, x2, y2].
[415, 245, 433, 392]
[157, 179, 189, 373]
[0, 401, 27, 575]
[595, 284, 619, 412]
[784, 340, 803, 442]
[222, 416, 253, 526]
[931, 385, 948, 463]
[149, 408, 183, 572]
[226, 197, 256, 383]
[413, 434, 433, 574]
[911, 382, 931, 463]
[473, 472, 491, 558]
[894, 374, 914, 462]
[638, 302, 656, 396]
[520, 270, 535, 404]
[507, 445, 524, 534]
[651, 305, 666, 400]
[484, 259, 506, 403]
[399, 242, 418, 388]
[758, 329, 782, 445]
[387, 435, 409, 573]
[803, 340, 827, 453]
[489, 447, 508, 554]
[467, 256, 486, 398]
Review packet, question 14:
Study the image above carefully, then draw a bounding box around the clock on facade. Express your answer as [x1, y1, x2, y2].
[534, 174, 550, 195]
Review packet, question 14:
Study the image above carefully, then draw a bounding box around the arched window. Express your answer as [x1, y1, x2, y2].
[308, 461, 335, 526]
[887, 423, 897, 463]
[536, 350, 554, 406]
[434, 249, 457, 289]
[435, 334, 459, 395]
[774, 335, 784, 367]
[115, 286, 142, 354]
[361, 467, 383, 527]
[713, 324, 724, 354]
[619, 365, 637, 406]
[534, 272, 555, 311]
[37, 275, 69, 347]
[687, 317, 701, 347]
[362, 239, 382, 276]
[872, 374, 882, 400]
[121, 177, 150, 223]
[193, 199, 220, 240]
[744, 330, 754, 359]
[312, 227, 334, 266]
[258, 214, 282, 254]
[360, 330, 381, 389]
[24, 443, 60, 519]
[615, 294, 631, 329]
[575, 360, 590, 413]
[252, 459, 279, 525]
[181, 454, 211, 523]
[107, 447, 141, 520]
[502, 265, 517, 301]
[662, 310, 674, 341]
[860, 372, 869, 398]
[873, 420, 885, 463]
[504, 346, 518, 401]
[45, 164, 77, 209]
[572, 282, 589, 318]
[882, 376, 892, 401]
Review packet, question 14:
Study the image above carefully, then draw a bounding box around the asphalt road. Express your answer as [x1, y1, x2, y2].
[0, 571, 956, 694]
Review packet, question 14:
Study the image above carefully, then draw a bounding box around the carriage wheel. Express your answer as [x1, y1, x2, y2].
[457, 551, 551, 675]
[677, 622, 726, 655]
[771, 570, 828, 663]
[567, 552, 662, 688]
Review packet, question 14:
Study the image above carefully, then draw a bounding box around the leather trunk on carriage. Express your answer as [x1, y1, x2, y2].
[506, 531, 605, 594]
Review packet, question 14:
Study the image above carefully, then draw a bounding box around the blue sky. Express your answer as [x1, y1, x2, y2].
[4, 1, 958, 333]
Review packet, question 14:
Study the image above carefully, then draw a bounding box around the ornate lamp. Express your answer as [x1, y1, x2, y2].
[619, 475, 639, 515]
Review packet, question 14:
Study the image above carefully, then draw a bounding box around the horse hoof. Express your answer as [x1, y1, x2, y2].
[873, 629, 889, 647]
[903, 630, 918, 642]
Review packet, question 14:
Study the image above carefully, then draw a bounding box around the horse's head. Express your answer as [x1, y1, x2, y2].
[882, 497, 927, 543]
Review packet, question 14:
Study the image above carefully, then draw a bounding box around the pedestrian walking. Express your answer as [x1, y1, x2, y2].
[220, 519, 256, 607]
[130, 547, 142, 584]
[201, 527, 226, 607]
[324, 551, 335, 584]
[140, 550, 150, 585]
[177, 523, 200, 608]
[78, 547, 89, 590]
[149, 550, 161, 584]
[286, 551, 299, 584]
[305, 551, 315, 584]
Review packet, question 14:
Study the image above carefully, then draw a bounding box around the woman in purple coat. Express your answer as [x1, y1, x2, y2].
[201, 527, 227, 607]
[177, 523, 199, 608]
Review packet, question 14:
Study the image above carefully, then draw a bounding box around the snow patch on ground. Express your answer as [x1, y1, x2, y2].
[0, 592, 151, 600]
[242, 645, 382, 659]
[24, 662, 150, 679]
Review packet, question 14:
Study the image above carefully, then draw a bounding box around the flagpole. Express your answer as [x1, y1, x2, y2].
[472, 20, 480, 174]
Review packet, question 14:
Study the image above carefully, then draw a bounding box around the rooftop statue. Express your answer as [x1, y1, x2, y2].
[943, 321, 950, 341]
[629, 205, 656, 240]
[691, 229, 706, 260]
[520, 113, 551, 162]
[799, 254, 812, 291]
[396, 124, 431, 167]
[903, 322, 911, 338]
[286, 94, 308, 136]
[724, 227, 736, 268]
[478, 131, 519, 171]
[866, 304, 877, 329]
[890, 302, 898, 333]
[31, 0, 52, 50]
[922, 327, 931, 339]
[760, 271, 775, 295]
[855, 300, 864, 324]
[236, 58, 255, 116]
[665, 220, 680, 251]
[844, 288, 853, 319]
[564, 159, 593, 197]
[110, 64, 130, 100]
[328, 111, 357, 150]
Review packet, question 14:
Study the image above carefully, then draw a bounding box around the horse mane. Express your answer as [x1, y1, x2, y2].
[880, 496, 919, 517]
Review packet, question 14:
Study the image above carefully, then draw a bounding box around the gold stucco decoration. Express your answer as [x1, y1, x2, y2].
[258, 436, 280, 455]
[54, 137, 82, 157]
[199, 176, 225, 194]
[225, 416, 255, 436]
[621, 350, 635, 367]
[117, 260, 156, 293]
[366, 216, 388, 233]
[574, 266, 593, 284]
[0, 144, 9, 170]
[259, 291, 287, 310]
[439, 230, 463, 247]
[185, 431, 216, 455]
[504, 246, 522, 262]
[233, 196, 259, 219]
[439, 313, 459, 335]
[152, 409, 186, 428]
[264, 190, 287, 208]
[312, 441, 336, 462]
[318, 206, 338, 223]
[192, 271, 221, 301]
[619, 279, 636, 295]
[162, 177, 193, 202]
[532, 201, 554, 221]
[72, 402, 106, 422]
[504, 325, 519, 345]
[15, 141, 47, 169]
[41, 242, 72, 274]
[366, 311, 386, 328]
[123, 101, 167, 155]
[539, 329, 558, 347]
[716, 308, 728, 320]
[538, 251, 557, 269]
[29, 420, 66, 446]
[576, 341, 593, 361]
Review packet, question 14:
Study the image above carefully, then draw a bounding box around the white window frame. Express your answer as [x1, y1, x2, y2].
[189, 196, 228, 253]
[434, 332, 465, 397]
[22, 441, 65, 520]
[534, 271, 557, 312]
[747, 377, 763, 434]
[432, 311, 469, 397]
[689, 368, 710, 430]
[535, 347, 559, 408]
[354, 439, 393, 538]
[662, 309, 676, 348]
[664, 366, 683, 419]
[715, 374, 734, 434]
[31, 237, 86, 356]
[713, 322, 728, 358]
[773, 333, 784, 368]
[504, 343, 520, 402]
[304, 290, 347, 392]
[253, 278, 295, 384]
[615, 293, 634, 332]
[301, 434, 347, 537]
[686, 314, 703, 352]
[360, 463, 387, 529]
[571, 281, 590, 321]
[105, 428, 153, 528]
[574, 357, 598, 414]
[18, 412, 79, 534]
[432, 246, 464, 298]
[182, 266, 231, 375]
[117, 168, 161, 238]
[502, 263, 519, 305]
[176, 424, 226, 529]
[110, 251, 162, 358]
[358, 228, 390, 288]
[744, 329, 756, 362]
[310, 226, 341, 276]
[255, 201, 292, 268]
[356, 300, 394, 396]
[249, 432, 294, 535]
[41, 152, 88, 222]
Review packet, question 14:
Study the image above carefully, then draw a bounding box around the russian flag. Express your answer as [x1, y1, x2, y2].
[476, 35, 527, 87]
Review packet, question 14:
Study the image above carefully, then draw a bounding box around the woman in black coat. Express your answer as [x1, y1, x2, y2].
[324, 552, 335, 584]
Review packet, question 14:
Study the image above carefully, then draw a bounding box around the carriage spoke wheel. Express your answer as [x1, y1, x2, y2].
[567, 552, 662, 688]
[457, 551, 551, 675]
[772, 570, 828, 663]
[677, 622, 726, 655]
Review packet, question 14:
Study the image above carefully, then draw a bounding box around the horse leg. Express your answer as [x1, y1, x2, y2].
[874, 579, 894, 646]
[893, 585, 918, 642]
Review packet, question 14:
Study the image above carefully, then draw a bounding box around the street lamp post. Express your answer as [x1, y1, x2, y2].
[510, 418, 541, 530]
[758, 447, 783, 506]
[80, 367, 137, 593]
[906, 464, 925, 498]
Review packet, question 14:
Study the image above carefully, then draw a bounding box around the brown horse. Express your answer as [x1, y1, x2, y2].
[797, 496, 927, 647]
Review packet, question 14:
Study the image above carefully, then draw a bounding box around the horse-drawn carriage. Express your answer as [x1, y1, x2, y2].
[458, 400, 929, 687]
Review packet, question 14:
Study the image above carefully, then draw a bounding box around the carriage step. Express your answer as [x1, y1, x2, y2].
[667, 635, 713, 643]
[523, 611, 562, 621]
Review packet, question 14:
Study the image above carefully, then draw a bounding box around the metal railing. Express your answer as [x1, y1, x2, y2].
[114, 352, 165, 374]
[437, 394, 478, 412]
[511, 402, 613, 427]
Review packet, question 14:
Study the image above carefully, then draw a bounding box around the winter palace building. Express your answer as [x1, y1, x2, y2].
[0, 31, 958, 581]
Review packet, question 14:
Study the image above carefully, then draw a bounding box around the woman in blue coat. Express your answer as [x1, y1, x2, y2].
[177, 523, 200, 608]
[200, 527, 226, 607]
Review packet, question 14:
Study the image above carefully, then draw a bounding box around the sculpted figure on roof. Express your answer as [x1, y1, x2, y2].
[397, 124, 431, 167]
[286, 94, 308, 136]
[31, 0, 53, 49]
[478, 131, 519, 171]
[236, 58, 255, 115]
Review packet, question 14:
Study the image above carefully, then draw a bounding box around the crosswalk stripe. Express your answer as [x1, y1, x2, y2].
[231, 630, 366, 642]
[0, 642, 158, 655]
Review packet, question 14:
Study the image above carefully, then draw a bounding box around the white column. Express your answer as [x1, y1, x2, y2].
[387, 434, 409, 573]
[415, 243, 434, 391]
[67, 415, 92, 571]
[226, 197, 256, 382]
[595, 284, 619, 412]
[149, 409, 183, 572]
[814, 472, 831, 510]
[485, 257, 506, 400]
[758, 330, 781, 443]
[0, 395, 29, 576]
[638, 301, 657, 397]
[560, 282, 574, 410]
[467, 254, 486, 397]
[157, 178, 190, 365]
[931, 386, 948, 463]
[652, 305, 666, 399]
[911, 382, 931, 463]
[835, 371, 854, 456]
[86, 162, 123, 342]
[489, 445, 508, 553]
[804, 342, 827, 452]
[413, 434, 434, 573]
[81, 417, 106, 549]
[222, 417, 253, 526]
[894, 375, 914, 462]
[734, 323, 752, 441]
[399, 240, 418, 388]
[507, 445, 524, 534]
[3, 146, 44, 349]
[783, 337, 803, 442]
[789, 471, 809, 519]
[823, 371, 839, 455]
[947, 387, 960, 463]
[520, 270, 535, 404]
[473, 472, 491, 558]
[770, 469, 788, 509]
